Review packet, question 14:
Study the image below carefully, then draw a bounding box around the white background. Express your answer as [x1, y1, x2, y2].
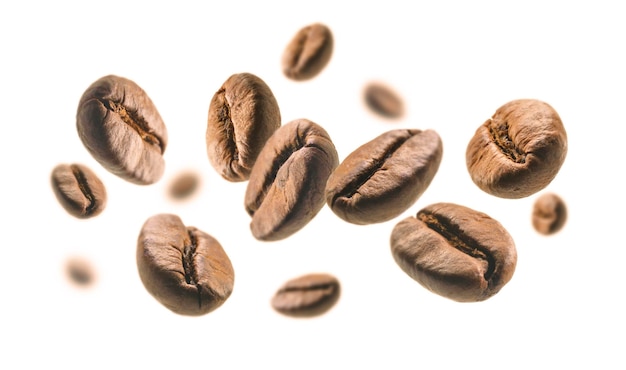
[1, 1, 624, 369]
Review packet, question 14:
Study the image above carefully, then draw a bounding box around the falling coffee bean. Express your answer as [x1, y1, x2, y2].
[282, 23, 334, 81]
[65, 256, 96, 287]
[271, 273, 340, 318]
[136, 214, 235, 316]
[363, 82, 405, 119]
[167, 170, 201, 200]
[466, 99, 568, 199]
[50, 163, 107, 219]
[390, 202, 517, 302]
[532, 192, 567, 235]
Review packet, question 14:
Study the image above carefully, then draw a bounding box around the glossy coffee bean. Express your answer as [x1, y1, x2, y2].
[532, 192, 567, 235]
[50, 163, 107, 219]
[76, 75, 168, 185]
[466, 99, 567, 199]
[271, 273, 340, 317]
[390, 203, 517, 302]
[206, 72, 281, 182]
[245, 118, 338, 241]
[326, 129, 442, 225]
[136, 214, 234, 316]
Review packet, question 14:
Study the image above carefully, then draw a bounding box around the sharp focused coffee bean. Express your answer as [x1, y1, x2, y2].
[245, 118, 339, 241]
[390, 203, 517, 302]
[363, 82, 405, 119]
[167, 170, 201, 200]
[282, 23, 333, 81]
[532, 192, 567, 235]
[466, 99, 567, 199]
[51, 163, 107, 219]
[65, 256, 96, 287]
[76, 75, 168, 185]
[206, 72, 281, 182]
[271, 273, 340, 317]
[136, 214, 234, 316]
[326, 129, 443, 225]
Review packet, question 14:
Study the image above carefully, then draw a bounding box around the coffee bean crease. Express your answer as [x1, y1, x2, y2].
[70, 164, 97, 215]
[418, 211, 496, 281]
[488, 119, 526, 164]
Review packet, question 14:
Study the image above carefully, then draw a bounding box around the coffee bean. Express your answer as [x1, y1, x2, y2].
[50, 163, 107, 219]
[206, 72, 281, 182]
[532, 192, 567, 235]
[282, 23, 333, 81]
[271, 273, 340, 317]
[390, 202, 517, 302]
[363, 82, 405, 119]
[76, 75, 168, 185]
[65, 256, 96, 287]
[167, 170, 200, 200]
[136, 214, 234, 316]
[466, 99, 568, 199]
[245, 118, 338, 241]
[326, 129, 442, 225]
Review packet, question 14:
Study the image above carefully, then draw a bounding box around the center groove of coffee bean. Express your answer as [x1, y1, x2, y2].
[331, 131, 412, 204]
[217, 89, 239, 162]
[182, 231, 198, 286]
[280, 283, 335, 295]
[70, 164, 96, 214]
[99, 98, 163, 153]
[417, 211, 496, 281]
[488, 119, 525, 163]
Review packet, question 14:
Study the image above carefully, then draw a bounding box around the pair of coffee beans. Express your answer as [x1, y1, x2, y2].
[136, 214, 235, 316]
[50, 163, 107, 219]
[76, 75, 168, 185]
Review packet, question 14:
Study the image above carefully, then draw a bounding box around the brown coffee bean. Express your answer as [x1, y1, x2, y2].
[390, 203, 517, 302]
[167, 170, 200, 200]
[363, 82, 405, 119]
[282, 23, 333, 81]
[65, 256, 96, 287]
[50, 163, 107, 219]
[245, 118, 339, 241]
[532, 192, 567, 235]
[206, 72, 281, 182]
[136, 214, 234, 316]
[271, 273, 340, 318]
[466, 99, 568, 199]
[326, 129, 442, 225]
[76, 75, 168, 185]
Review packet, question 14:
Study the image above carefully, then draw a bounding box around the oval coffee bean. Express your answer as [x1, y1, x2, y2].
[271, 273, 340, 318]
[136, 214, 234, 316]
[282, 23, 333, 81]
[363, 82, 405, 119]
[390, 203, 517, 302]
[466, 99, 568, 199]
[65, 256, 96, 287]
[50, 163, 107, 219]
[532, 192, 567, 235]
[206, 72, 281, 182]
[167, 170, 201, 201]
[245, 118, 339, 241]
[76, 75, 168, 185]
[326, 129, 442, 225]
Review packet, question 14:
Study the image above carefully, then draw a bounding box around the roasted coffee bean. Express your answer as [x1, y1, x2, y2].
[76, 75, 168, 185]
[532, 192, 567, 235]
[206, 72, 281, 182]
[363, 82, 405, 119]
[245, 119, 338, 241]
[326, 129, 442, 225]
[50, 163, 107, 219]
[282, 23, 333, 81]
[167, 170, 201, 200]
[466, 99, 567, 199]
[65, 256, 96, 287]
[390, 203, 517, 302]
[271, 273, 340, 318]
[136, 214, 234, 316]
